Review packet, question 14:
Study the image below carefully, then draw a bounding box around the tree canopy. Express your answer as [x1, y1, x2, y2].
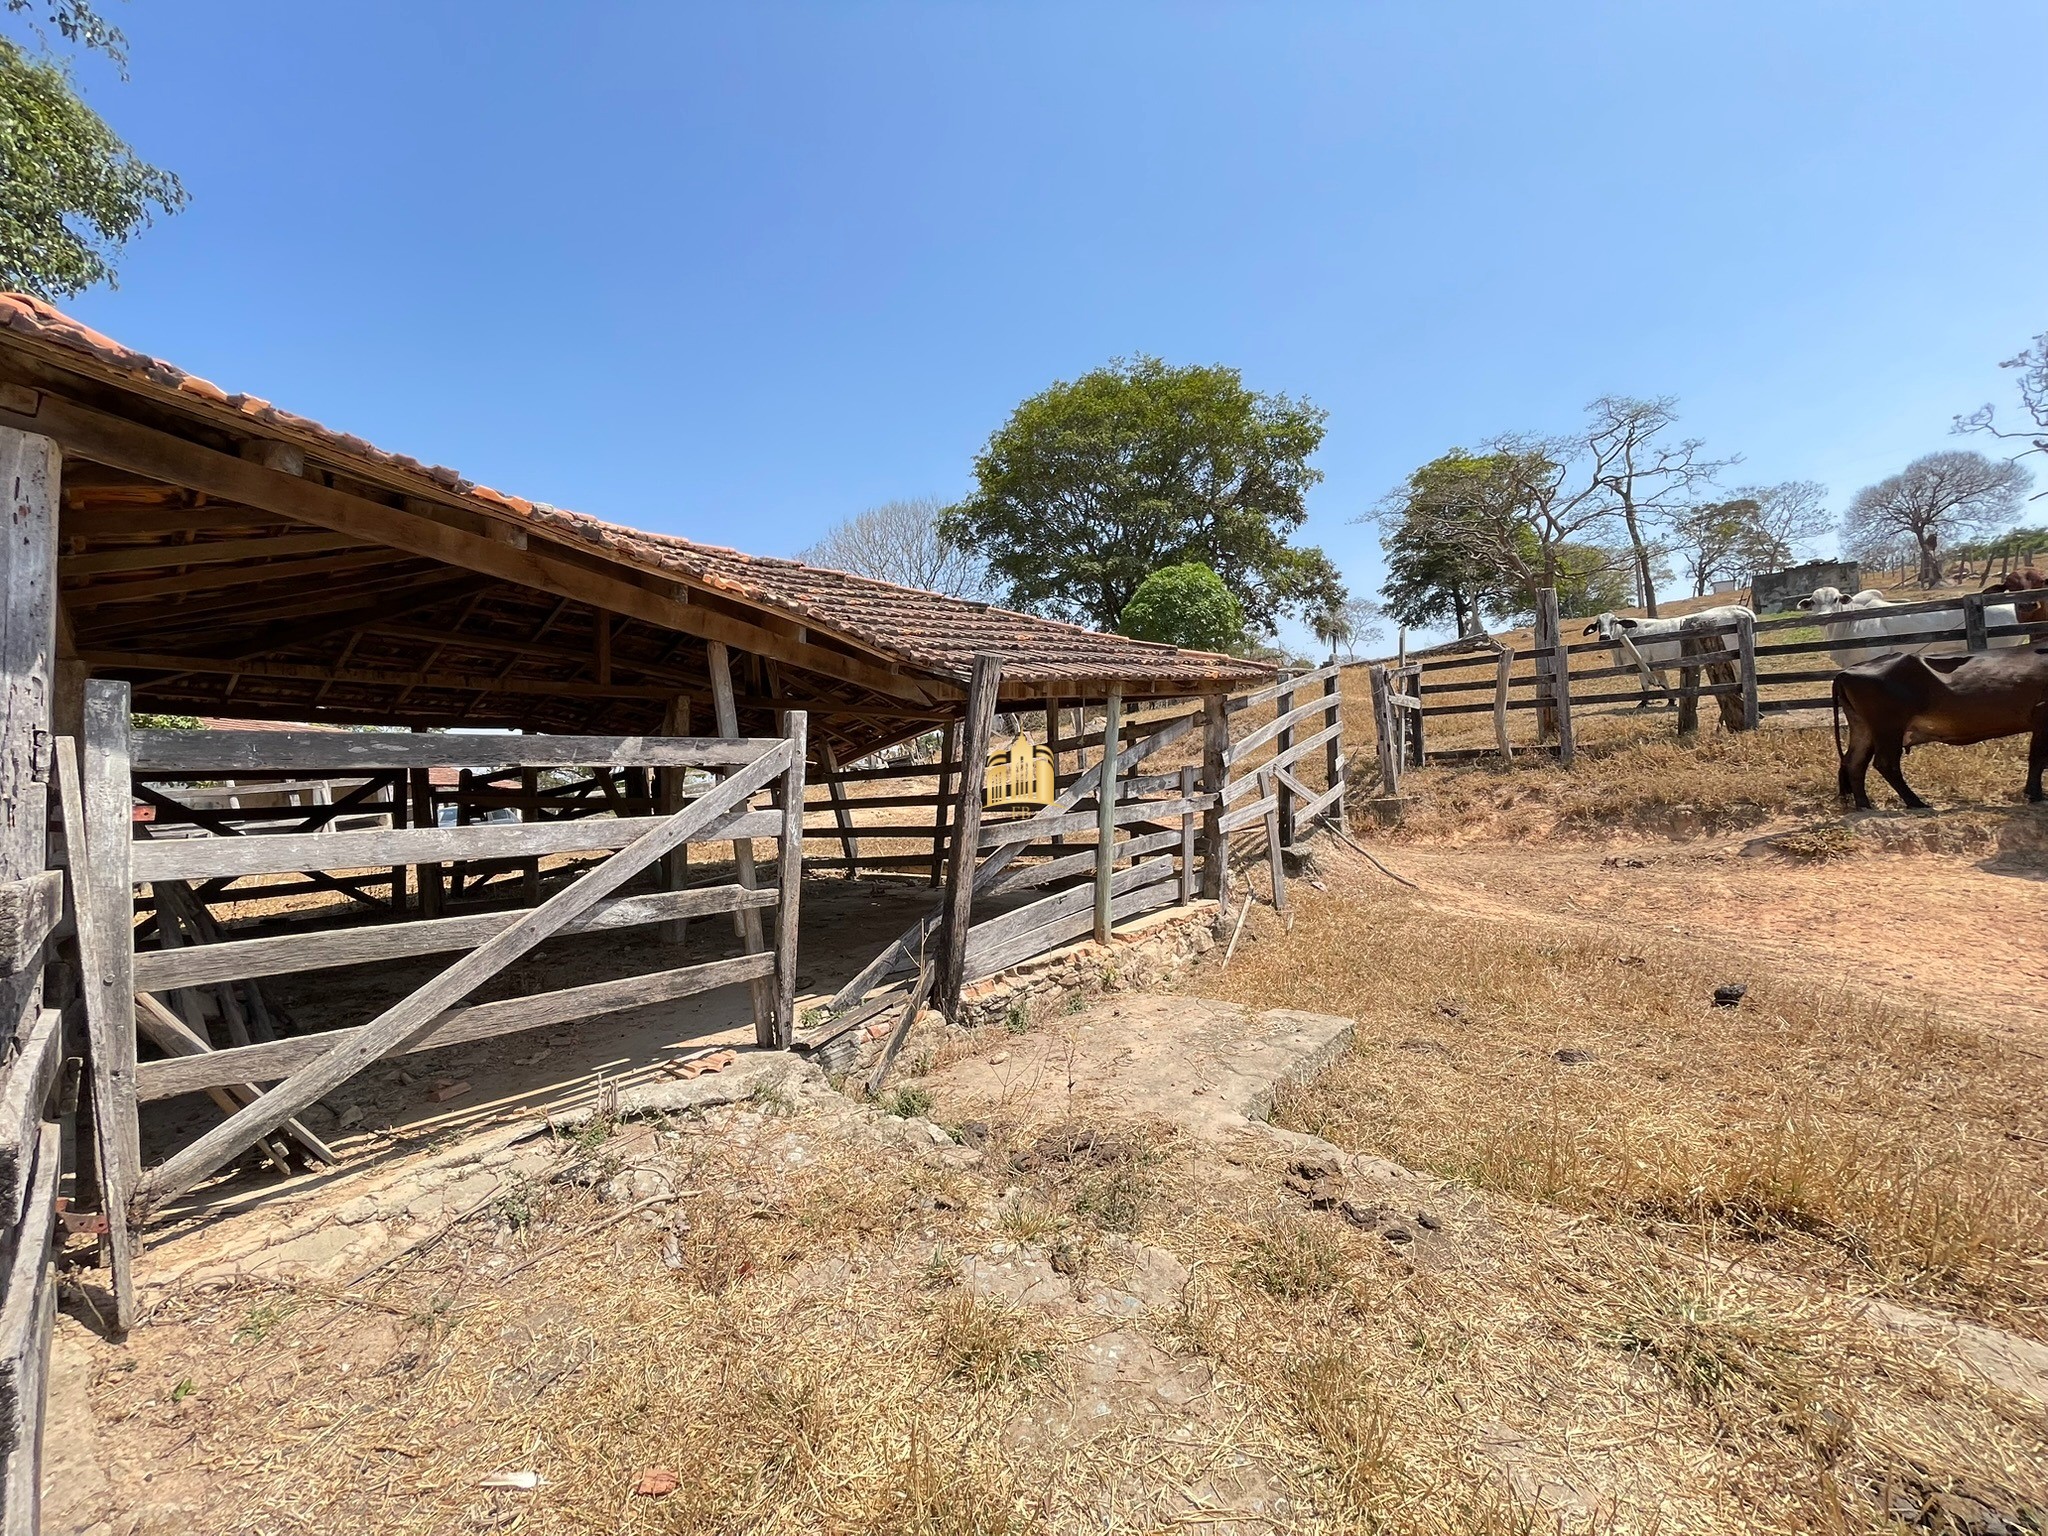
[1842, 451, 2031, 586]
[0, 0, 184, 297]
[940, 356, 1344, 637]
[797, 496, 997, 601]
[1116, 562, 1245, 653]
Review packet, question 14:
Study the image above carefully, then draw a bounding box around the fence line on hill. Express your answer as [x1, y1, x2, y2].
[1366, 585, 2048, 786]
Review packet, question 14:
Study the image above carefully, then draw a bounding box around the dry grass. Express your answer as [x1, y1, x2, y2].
[1196, 865, 2048, 1337]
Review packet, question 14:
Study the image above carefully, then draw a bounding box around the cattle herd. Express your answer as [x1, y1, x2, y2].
[1580, 571, 2048, 810]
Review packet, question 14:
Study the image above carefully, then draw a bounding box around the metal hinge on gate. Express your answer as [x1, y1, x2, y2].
[54, 1198, 108, 1238]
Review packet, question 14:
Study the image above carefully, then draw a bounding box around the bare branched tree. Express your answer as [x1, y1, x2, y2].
[1311, 596, 1385, 660]
[1841, 452, 2032, 586]
[797, 497, 998, 600]
[1954, 328, 2048, 486]
[1734, 480, 1830, 573]
[1584, 395, 1735, 619]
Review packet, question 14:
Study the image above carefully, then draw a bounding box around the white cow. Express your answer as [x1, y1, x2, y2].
[1580, 605, 1755, 705]
[1799, 588, 2023, 670]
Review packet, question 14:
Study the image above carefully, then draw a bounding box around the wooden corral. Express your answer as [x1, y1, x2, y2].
[0, 295, 1350, 1529]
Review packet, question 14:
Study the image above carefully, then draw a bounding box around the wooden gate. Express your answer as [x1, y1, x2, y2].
[67, 681, 807, 1327]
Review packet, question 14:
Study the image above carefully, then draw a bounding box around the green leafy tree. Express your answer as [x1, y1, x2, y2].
[1377, 505, 1515, 636]
[942, 356, 1344, 636]
[2, 0, 185, 298]
[1116, 562, 1245, 652]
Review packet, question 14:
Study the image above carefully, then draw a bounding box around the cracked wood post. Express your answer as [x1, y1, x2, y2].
[1094, 685, 1122, 945]
[1493, 643, 1514, 763]
[706, 641, 774, 1042]
[1735, 611, 1760, 731]
[656, 697, 689, 944]
[1537, 589, 1575, 767]
[932, 653, 1002, 1022]
[1262, 768, 1287, 911]
[132, 738, 793, 1211]
[1274, 678, 1296, 855]
[771, 710, 806, 1047]
[1322, 653, 1347, 834]
[1200, 693, 1230, 914]
[1178, 765, 1196, 905]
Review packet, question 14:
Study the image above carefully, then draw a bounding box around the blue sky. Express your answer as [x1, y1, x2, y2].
[39, 2, 2048, 649]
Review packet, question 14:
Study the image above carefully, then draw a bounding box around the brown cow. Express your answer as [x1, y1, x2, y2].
[1984, 567, 2048, 630]
[1832, 646, 2048, 809]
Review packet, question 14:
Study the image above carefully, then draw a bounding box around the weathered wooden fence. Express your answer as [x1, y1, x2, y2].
[69, 681, 809, 1329]
[1377, 586, 2048, 774]
[812, 658, 1348, 1062]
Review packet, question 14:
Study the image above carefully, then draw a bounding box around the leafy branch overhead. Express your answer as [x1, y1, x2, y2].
[1, 0, 185, 298]
[941, 356, 1345, 639]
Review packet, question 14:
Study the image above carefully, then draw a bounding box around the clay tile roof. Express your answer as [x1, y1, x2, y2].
[0, 294, 1273, 691]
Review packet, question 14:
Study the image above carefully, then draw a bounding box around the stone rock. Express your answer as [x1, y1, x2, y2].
[1551, 1048, 1597, 1065]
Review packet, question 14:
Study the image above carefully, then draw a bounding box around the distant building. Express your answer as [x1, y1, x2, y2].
[1751, 559, 1861, 614]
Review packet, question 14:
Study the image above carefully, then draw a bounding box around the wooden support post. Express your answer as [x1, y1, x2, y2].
[1201, 694, 1230, 911]
[771, 712, 807, 1048]
[706, 642, 773, 1043]
[1261, 768, 1287, 911]
[1493, 644, 1514, 763]
[1532, 596, 1558, 743]
[1094, 686, 1122, 945]
[1963, 592, 1988, 652]
[1178, 765, 1197, 905]
[73, 687, 139, 1329]
[386, 770, 407, 912]
[1274, 679, 1296, 857]
[656, 697, 688, 943]
[1676, 646, 1702, 743]
[929, 722, 959, 887]
[409, 760, 441, 919]
[1369, 666, 1398, 793]
[1735, 612, 1760, 731]
[819, 742, 859, 875]
[1045, 700, 1064, 847]
[1536, 589, 1575, 767]
[520, 768, 542, 904]
[933, 654, 1003, 1022]
[1323, 654, 1347, 833]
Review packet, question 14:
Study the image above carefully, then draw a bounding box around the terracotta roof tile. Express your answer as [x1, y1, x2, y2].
[0, 294, 1272, 691]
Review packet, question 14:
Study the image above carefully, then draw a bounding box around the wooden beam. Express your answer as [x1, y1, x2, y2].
[1201, 694, 1229, 911]
[771, 710, 807, 1048]
[85, 649, 678, 700]
[60, 530, 368, 575]
[0, 873, 61, 980]
[136, 952, 775, 1104]
[131, 729, 774, 775]
[706, 641, 774, 1043]
[62, 547, 413, 606]
[133, 736, 794, 1208]
[0, 392, 945, 704]
[133, 992, 335, 1166]
[933, 653, 1002, 1020]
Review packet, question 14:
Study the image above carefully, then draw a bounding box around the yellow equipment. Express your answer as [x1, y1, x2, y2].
[983, 731, 1055, 812]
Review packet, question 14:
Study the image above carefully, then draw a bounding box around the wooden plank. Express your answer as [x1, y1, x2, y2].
[1262, 770, 1287, 911]
[824, 708, 1198, 1013]
[966, 876, 1181, 982]
[935, 654, 1003, 1019]
[1321, 658, 1346, 834]
[135, 950, 776, 1103]
[0, 1010, 59, 1243]
[980, 829, 1180, 897]
[96, 649, 678, 700]
[132, 738, 792, 1206]
[819, 743, 860, 871]
[133, 884, 777, 990]
[0, 874, 60, 981]
[133, 992, 335, 1168]
[60, 530, 367, 575]
[1735, 612, 1761, 731]
[1094, 686, 1121, 945]
[1229, 663, 1338, 714]
[1261, 721, 1344, 779]
[130, 809, 781, 884]
[1493, 645, 1513, 762]
[0, 1123, 57, 1535]
[1220, 791, 1280, 835]
[1201, 694, 1230, 909]
[72, 688, 139, 1328]
[771, 712, 807, 1048]
[0, 427, 53, 1068]
[706, 642, 774, 1043]
[1273, 684, 1296, 856]
[1222, 695, 1339, 767]
[964, 856, 1178, 974]
[132, 729, 776, 775]
[1178, 765, 1197, 905]
[3, 392, 942, 705]
[978, 797, 1199, 847]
